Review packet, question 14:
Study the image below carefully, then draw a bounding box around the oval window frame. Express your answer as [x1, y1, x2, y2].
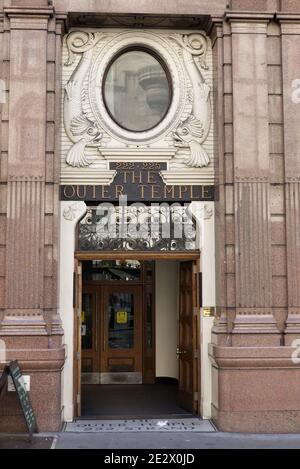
[102, 46, 173, 133]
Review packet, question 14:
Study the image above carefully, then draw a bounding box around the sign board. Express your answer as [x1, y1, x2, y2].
[8, 374, 30, 392]
[203, 307, 215, 318]
[0, 361, 38, 436]
[116, 311, 128, 324]
[60, 162, 215, 202]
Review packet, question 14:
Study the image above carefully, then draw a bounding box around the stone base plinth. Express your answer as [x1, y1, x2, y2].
[209, 345, 300, 433]
[0, 343, 65, 433]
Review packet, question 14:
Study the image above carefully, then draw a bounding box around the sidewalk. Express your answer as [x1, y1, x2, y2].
[53, 431, 300, 449]
[0, 435, 54, 449]
[1, 431, 300, 449]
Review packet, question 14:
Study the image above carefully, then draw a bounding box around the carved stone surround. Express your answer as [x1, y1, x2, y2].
[61, 28, 215, 186]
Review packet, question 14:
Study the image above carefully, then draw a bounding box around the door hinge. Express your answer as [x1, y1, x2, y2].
[194, 392, 199, 402]
[77, 394, 81, 404]
[76, 352, 81, 360]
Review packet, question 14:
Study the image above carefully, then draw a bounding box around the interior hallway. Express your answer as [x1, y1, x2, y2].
[81, 381, 191, 419]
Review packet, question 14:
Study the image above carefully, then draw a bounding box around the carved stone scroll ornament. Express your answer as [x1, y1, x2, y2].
[170, 33, 211, 168]
[64, 31, 105, 167]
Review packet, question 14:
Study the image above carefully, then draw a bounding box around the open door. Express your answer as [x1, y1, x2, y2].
[73, 259, 82, 417]
[178, 260, 200, 414]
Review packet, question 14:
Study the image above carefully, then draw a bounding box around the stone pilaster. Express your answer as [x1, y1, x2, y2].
[209, 20, 231, 345]
[228, 16, 280, 345]
[279, 16, 300, 342]
[0, 3, 5, 327]
[0, 2, 66, 432]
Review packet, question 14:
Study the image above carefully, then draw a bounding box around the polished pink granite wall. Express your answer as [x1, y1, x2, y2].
[0, 0, 65, 432]
[1, 0, 300, 433]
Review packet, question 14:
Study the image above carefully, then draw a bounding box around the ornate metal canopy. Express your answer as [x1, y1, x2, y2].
[78, 205, 197, 251]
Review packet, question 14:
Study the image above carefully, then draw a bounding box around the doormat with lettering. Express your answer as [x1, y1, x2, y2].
[64, 418, 216, 433]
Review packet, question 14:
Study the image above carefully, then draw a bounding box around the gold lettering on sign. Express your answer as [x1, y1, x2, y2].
[101, 186, 109, 199]
[138, 185, 147, 199]
[123, 172, 131, 184]
[165, 186, 175, 199]
[92, 185, 97, 199]
[190, 186, 198, 199]
[76, 185, 86, 199]
[115, 185, 124, 198]
[151, 185, 161, 199]
[202, 186, 211, 199]
[179, 186, 188, 199]
[147, 172, 157, 184]
[132, 171, 143, 184]
[164, 186, 175, 199]
[64, 185, 75, 199]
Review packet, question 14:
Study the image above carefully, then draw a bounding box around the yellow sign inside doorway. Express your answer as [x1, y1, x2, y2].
[116, 311, 128, 324]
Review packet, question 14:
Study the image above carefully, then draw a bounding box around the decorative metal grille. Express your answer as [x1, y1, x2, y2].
[78, 205, 197, 251]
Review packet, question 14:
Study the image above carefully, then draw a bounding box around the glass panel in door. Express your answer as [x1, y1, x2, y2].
[108, 292, 134, 350]
[82, 293, 93, 351]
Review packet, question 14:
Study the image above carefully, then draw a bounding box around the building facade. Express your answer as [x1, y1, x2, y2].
[1, 0, 300, 434]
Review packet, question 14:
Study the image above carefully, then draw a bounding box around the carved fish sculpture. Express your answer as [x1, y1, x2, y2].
[64, 32, 104, 168]
[171, 33, 211, 168]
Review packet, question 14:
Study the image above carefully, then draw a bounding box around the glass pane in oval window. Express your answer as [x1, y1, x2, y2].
[103, 50, 171, 132]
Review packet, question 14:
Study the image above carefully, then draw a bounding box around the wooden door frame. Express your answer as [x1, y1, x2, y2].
[81, 284, 101, 377]
[74, 251, 200, 418]
[73, 259, 82, 417]
[178, 259, 201, 415]
[75, 251, 199, 261]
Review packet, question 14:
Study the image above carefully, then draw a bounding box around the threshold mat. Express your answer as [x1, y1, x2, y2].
[64, 418, 216, 433]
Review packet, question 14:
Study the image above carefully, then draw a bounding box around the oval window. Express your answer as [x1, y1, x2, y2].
[103, 49, 172, 132]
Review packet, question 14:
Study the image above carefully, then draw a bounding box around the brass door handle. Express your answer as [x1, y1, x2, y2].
[176, 347, 187, 357]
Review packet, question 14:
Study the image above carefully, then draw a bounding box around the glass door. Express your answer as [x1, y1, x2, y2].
[100, 285, 143, 384]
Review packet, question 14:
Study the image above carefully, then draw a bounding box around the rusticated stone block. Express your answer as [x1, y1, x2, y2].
[271, 245, 287, 276]
[267, 35, 281, 65]
[225, 215, 235, 245]
[272, 277, 288, 307]
[210, 345, 300, 433]
[281, 0, 300, 12]
[11, 0, 49, 6]
[225, 154, 234, 184]
[271, 216, 286, 245]
[0, 277, 5, 309]
[0, 346, 64, 432]
[269, 96, 283, 124]
[231, 0, 277, 10]
[270, 184, 285, 214]
[270, 154, 285, 184]
[0, 215, 6, 245]
[226, 274, 236, 307]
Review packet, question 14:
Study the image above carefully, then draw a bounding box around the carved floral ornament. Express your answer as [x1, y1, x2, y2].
[63, 30, 212, 169]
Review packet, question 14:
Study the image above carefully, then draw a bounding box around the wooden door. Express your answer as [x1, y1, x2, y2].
[101, 285, 143, 381]
[178, 261, 199, 413]
[81, 285, 100, 382]
[74, 259, 82, 417]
